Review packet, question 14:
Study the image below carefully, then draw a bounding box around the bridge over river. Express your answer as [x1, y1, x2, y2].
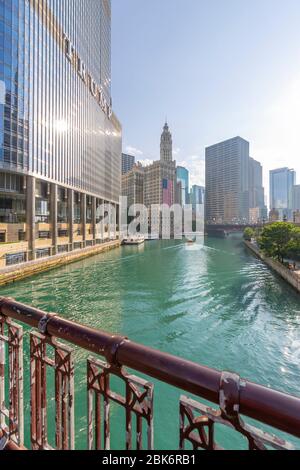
[205, 223, 263, 237]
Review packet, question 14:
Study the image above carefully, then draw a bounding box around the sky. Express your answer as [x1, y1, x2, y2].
[111, 0, 300, 200]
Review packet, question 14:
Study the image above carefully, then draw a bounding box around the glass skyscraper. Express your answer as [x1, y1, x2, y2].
[292, 185, 300, 213]
[122, 153, 135, 175]
[269, 168, 296, 221]
[0, 0, 121, 266]
[190, 185, 205, 206]
[176, 166, 189, 206]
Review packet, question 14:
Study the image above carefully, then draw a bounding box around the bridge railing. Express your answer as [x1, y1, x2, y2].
[0, 297, 299, 451]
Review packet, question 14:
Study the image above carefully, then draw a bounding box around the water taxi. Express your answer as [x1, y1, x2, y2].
[122, 236, 145, 246]
[185, 236, 196, 244]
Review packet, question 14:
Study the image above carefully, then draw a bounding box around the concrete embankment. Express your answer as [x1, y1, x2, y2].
[0, 240, 120, 287]
[244, 240, 300, 293]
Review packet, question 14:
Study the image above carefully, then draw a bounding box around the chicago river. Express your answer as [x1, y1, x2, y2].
[1, 236, 300, 449]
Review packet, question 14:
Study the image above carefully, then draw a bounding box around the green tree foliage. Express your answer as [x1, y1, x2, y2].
[258, 222, 295, 262]
[243, 227, 255, 241]
[285, 227, 300, 260]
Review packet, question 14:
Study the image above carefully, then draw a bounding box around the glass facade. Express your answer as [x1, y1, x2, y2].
[292, 185, 300, 212]
[270, 168, 296, 220]
[191, 185, 205, 206]
[0, 0, 121, 267]
[122, 153, 135, 175]
[0, 171, 26, 223]
[176, 166, 189, 206]
[0, 0, 120, 201]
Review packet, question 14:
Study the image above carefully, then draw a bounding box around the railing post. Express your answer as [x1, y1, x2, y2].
[0, 314, 24, 447]
[0, 318, 5, 432]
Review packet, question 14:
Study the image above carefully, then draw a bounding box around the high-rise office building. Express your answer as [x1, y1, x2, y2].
[190, 185, 205, 224]
[175, 181, 183, 206]
[121, 164, 144, 208]
[205, 137, 250, 224]
[292, 185, 300, 212]
[269, 209, 280, 223]
[191, 185, 205, 206]
[144, 161, 176, 208]
[249, 158, 267, 222]
[176, 166, 189, 206]
[270, 168, 296, 221]
[294, 211, 300, 224]
[0, 0, 121, 267]
[249, 158, 264, 208]
[122, 153, 135, 175]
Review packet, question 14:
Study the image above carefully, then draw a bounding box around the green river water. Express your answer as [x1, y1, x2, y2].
[1, 236, 300, 449]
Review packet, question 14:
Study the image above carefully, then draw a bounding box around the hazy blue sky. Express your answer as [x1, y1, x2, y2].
[112, 0, 300, 196]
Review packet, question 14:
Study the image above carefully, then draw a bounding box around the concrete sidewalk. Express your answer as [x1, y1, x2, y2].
[0, 240, 120, 287]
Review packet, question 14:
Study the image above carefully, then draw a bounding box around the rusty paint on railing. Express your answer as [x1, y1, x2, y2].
[0, 313, 23, 448]
[0, 296, 299, 450]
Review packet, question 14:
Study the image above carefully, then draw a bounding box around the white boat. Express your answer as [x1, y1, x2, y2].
[122, 236, 145, 246]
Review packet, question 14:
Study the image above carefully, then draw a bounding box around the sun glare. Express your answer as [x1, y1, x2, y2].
[54, 119, 69, 133]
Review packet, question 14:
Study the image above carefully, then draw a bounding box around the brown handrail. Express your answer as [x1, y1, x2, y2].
[1, 296, 300, 439]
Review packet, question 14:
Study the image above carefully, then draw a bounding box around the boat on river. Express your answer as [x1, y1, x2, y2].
[185, 236, 196, 244]
[122, 236, 145, 246]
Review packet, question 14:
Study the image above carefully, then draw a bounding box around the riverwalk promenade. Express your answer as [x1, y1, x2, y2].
[0, 240, 120, 287]
[244, 240, 300, 293]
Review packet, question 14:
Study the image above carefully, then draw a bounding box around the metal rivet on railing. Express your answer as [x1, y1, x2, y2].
[38, 313, 58, 335]
[103, 335, 128, 366]
[219, 371, 241, 419]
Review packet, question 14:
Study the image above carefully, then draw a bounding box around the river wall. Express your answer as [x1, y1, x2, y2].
[0, 240, 120, 287]
[244, 240, 300, 293]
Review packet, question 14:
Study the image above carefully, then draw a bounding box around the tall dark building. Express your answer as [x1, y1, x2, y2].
[249, 158, 266, 222]
[122, 153, 135, 175]
[0, 0, 121, 267]
[205, 137, 250, 224]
